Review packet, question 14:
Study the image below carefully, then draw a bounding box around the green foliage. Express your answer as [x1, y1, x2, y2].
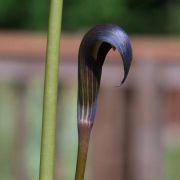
[62, 0, 126, 31]
[62, 0, 168, 34]
[166, 146, 180, 180]
[0, 0, 179, 34]
[0, 0, 48, 30]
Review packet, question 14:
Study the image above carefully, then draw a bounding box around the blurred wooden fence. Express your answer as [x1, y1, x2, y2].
[0, 33, 180, 180]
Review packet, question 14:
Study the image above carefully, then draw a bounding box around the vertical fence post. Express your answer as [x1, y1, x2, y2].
[13, 83, 27, 180]
[130, 62, 163, 180]
[92, 87, 126, 180]
[121, 88, 134, 180]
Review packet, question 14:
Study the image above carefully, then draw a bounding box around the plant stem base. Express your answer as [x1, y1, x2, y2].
[75, 123, 92, 180]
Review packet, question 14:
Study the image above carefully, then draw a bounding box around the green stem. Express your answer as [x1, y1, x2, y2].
[39, 0, 63, 180]
[75, 123, 92, 180]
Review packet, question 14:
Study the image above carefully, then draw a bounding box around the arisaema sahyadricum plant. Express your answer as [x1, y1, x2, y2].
[75, 24, 132, 180]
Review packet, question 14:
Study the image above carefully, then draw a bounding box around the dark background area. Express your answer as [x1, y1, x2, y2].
[0, 0, 180, 34]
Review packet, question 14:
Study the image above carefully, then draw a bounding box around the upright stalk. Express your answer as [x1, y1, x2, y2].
[39, 0, 63, 180]
[75, 123, 92, 180]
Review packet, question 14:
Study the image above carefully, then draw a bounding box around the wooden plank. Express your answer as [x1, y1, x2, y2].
[13, 83, 28, 180]
[130, 62, 163, 180]
[91, 87, 126, 180]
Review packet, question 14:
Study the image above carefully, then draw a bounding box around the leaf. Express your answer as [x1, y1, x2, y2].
[78, 24, 132, 125]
